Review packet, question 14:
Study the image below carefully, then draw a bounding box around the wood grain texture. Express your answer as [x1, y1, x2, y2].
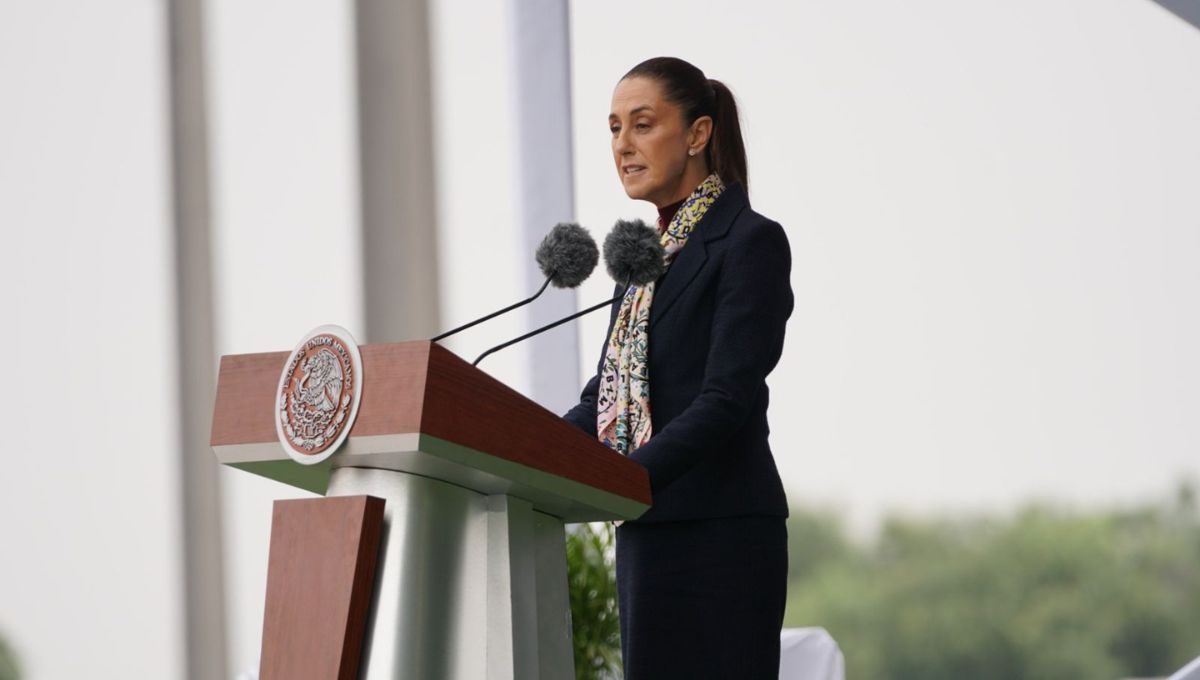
[210, 350, 290, 447]
[349, 342, 429, 437]
[259, 495, 385, 680]
[210, 344, 428, 447]
[422, 343, 651, 506]
[210, 340, 650, 506]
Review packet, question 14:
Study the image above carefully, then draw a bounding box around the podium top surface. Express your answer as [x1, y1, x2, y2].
[210, 340, 650, 522]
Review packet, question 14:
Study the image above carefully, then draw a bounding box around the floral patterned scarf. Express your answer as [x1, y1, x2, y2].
[597, 173, 725, 455]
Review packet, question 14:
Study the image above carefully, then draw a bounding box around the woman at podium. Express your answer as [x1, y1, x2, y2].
[564, 56, 793, 679]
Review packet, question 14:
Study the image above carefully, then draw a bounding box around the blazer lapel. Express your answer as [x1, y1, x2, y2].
[649, 234, 707, 329]
[650, 183, 748, 329]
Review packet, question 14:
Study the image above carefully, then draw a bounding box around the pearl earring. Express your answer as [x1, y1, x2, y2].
[688, 149, 696, 157]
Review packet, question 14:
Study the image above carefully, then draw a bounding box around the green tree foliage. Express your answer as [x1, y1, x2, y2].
[567, 522, 622, 679]
[785, 489, 1200, 679]
[0, 630, 19, 680]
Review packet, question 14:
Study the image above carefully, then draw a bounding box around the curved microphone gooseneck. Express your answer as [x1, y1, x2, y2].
[472, 282, 630, 367]
[472, 218, 666, 367]
[430, 222, 599, 343]
[431, 274, 553, 343]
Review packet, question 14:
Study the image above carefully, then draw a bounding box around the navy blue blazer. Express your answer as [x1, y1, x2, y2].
[564, 183, 793, 523]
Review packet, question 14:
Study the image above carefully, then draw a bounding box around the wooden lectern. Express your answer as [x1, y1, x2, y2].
[210, 340, 650, 680]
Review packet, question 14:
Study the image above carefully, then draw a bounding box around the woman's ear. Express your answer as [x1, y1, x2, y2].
[688, 115, 713, 156]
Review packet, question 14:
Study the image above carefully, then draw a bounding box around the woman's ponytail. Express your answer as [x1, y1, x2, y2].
[623, 57, 750, 195]
[706, 79, 748, 195]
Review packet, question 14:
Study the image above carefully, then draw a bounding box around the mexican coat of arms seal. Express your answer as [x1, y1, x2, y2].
[274, 325, 363, 465]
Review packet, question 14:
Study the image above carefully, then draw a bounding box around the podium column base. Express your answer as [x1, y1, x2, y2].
[327, 466, 574, 680]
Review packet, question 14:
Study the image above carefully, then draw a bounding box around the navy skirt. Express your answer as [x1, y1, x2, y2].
[615, 516, 788, 680]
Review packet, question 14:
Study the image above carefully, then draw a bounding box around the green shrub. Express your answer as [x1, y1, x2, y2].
[0, 631, 20, 680]
[784, 490, 1200, 680]
[562, 487, 1200, 679]
[567, 522, 622, 680]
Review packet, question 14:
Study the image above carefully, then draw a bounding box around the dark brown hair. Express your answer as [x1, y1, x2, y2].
[623, 56, 749, 193]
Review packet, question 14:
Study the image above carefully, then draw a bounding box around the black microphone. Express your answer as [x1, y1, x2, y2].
[473, 219, 666, 366]
[431, 223, 598, 343]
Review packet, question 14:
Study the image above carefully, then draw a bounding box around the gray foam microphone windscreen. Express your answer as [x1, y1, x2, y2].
[535, 222, 599, 288]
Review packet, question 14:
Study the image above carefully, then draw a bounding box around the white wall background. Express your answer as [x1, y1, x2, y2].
[569, 0, 1200, 532]
[205, 0, 360, 674]
[207, 0, 547, 673]
[0, 2, 184, 678]
[428, 0, 537, 392]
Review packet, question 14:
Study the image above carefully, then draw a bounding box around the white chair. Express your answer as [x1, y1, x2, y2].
[780, 627, 845, 680]
[1168, 655, 1200, 680]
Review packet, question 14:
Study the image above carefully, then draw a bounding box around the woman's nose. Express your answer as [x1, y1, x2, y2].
[613, 127, 632, 154]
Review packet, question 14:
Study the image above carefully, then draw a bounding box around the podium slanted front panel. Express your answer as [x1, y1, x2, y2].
[259, 495, 384, 680]
[211, 340, 650, 521]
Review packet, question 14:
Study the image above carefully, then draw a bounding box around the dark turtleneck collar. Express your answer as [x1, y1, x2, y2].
[656, 197, 687, 232]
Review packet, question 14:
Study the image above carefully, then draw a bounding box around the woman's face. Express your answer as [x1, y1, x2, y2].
[609, 76, 709, 207]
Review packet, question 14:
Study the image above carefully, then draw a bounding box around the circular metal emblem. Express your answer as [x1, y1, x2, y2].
[275, 325, 363, 465]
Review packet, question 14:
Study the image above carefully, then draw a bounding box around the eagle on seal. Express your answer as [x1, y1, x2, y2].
[294, 348, 343, 414]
